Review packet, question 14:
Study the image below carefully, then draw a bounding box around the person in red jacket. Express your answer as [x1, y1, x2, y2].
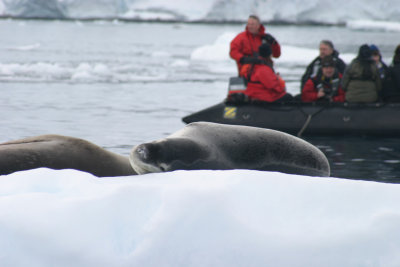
[230, 15, 281, 76]
[243, 44, 291, 103]
[301, 56, 345, 102]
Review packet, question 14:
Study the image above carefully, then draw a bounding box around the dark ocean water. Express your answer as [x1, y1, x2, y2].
[309, 136, 400, 183]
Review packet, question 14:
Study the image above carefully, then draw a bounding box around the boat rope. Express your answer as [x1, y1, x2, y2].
[297, 114, 312, 137]
[297, 106, 326, 137]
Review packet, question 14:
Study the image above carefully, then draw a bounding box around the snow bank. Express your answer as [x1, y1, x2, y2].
[191, 32, 235, 61]
[122, 0, 215, 21]
[1, 168, 400, 266]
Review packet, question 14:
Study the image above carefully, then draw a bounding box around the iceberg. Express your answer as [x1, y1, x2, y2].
[347, 19, 400, 32]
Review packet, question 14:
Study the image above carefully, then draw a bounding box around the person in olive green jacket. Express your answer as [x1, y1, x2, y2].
[342, 44, 381, 103]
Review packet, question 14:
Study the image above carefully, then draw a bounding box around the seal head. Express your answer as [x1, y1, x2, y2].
[130, 137, 211, 174]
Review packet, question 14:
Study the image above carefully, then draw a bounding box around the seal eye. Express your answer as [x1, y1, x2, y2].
[134, 143, 162, 164]
[136, 146, 148, 160]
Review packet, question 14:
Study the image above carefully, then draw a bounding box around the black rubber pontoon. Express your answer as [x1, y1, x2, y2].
[182, 101, 400, 136]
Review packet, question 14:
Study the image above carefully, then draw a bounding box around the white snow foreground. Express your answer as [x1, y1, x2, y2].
[1, 168, 400, 266]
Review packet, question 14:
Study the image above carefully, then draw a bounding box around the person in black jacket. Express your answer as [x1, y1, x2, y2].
[370, 44, 388, 80]
[301, 40, 346, 91]
[382, 44, 400, 102]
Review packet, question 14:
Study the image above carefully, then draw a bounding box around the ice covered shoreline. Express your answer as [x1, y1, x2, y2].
[1, 16, 399, 30]
[0, 16, 345, 26]
[0, 0, 399, 26]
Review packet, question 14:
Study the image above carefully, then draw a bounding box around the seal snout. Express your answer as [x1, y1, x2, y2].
[129, 142, 165, 174]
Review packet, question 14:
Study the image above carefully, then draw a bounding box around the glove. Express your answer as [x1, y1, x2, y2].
[263, 34, 276, 45]
[239, 56, 262, 64]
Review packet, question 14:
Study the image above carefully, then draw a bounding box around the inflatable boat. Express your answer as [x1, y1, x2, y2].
[182, 101, 400, 136]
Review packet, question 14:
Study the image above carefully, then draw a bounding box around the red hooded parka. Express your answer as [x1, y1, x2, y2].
[244, 64, 286, 102]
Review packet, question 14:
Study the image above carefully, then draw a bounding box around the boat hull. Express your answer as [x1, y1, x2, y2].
[182, 102, 400, 136]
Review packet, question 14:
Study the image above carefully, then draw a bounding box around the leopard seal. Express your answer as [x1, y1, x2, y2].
[0, 135, 136, 177]
[129, 122, 330, 177]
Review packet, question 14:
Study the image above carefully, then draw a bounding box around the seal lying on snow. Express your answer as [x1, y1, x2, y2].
[0, 135, 136, 177]
[0, 123, 330, 177]
[130, 122, 330, 177]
